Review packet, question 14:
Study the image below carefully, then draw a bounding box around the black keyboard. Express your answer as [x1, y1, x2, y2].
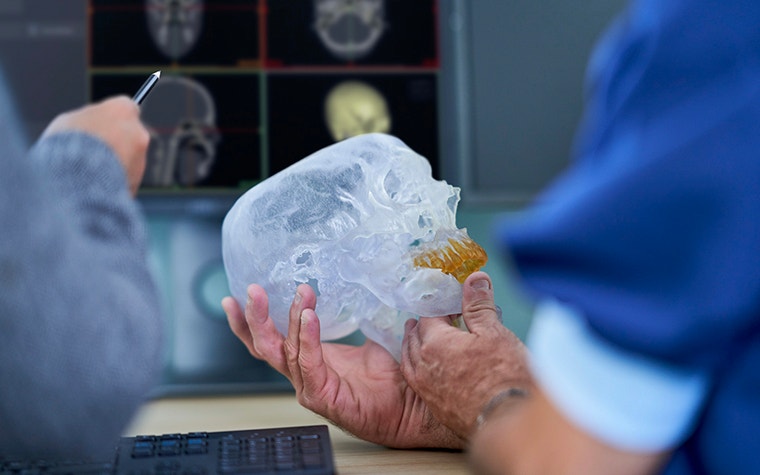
[0, 425, 336, 475]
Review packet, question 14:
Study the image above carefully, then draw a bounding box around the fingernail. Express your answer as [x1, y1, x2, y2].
[294, 291, 302, 304]
[471, 278, 491, 291]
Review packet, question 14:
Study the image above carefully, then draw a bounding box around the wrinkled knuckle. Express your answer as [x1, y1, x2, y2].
[283, 341, 299, 366]
[296, 391, 317, 411]
[417, 340, 436, 361]
[468, 298, 495, 312]
[249, 339, 264, 358]
[298, 353, 316, 375]
[467, 300, 499, 318]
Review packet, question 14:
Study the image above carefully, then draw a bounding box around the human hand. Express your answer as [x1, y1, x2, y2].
[42, 96, 150, 195]
[222, 284, 465, 449]
[401, 271, 533, 440]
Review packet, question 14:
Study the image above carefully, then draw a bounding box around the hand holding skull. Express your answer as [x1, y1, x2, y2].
[222, 282, 465, 449]
[401, 271, 534, 440]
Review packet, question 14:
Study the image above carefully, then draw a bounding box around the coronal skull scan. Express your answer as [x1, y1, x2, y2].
[140, 75, 220, 187]
[324, 80, 391, 142]
[146, 0, 204, 60]
[222, 134, 487, 359]
[313, 0, 386, 61]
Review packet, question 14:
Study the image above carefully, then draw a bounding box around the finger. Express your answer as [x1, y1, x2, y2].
[460, 271, 502, 334]
[400, 318, 420, 381]
[244, 284, 290, 376]
[223, 296, 255, 355]
[284, 284, 317, 391]
[294, 308, 334, 412]
[413, 314, 461, 339]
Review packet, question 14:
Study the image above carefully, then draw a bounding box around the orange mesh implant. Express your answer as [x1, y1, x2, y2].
[411, 229, 488, 283]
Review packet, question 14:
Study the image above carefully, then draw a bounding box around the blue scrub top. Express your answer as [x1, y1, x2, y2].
[498, 0, 760, 473]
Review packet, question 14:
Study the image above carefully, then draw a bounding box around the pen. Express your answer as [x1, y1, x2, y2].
[132, 70, 161, 105]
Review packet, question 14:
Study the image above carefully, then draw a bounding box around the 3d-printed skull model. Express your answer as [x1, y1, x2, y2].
[140, 75, 220, 187]
[313, 0, 386, 61]
[324, 80, 391, 142]
[146, 0, 204, 60]
[222, 133, 487, 358]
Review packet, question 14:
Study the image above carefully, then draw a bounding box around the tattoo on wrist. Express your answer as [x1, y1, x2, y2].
[475, 388, 529, 429]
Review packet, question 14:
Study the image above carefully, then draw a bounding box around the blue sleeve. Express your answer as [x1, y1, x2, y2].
[0, 71, 163, 460]
[499, 0, 760, 370]
[527, 300, 708, 452]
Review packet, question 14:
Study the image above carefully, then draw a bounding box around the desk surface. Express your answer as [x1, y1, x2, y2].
[125, 393, 469, 475]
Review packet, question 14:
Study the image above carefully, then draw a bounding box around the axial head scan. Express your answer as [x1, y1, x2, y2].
[222, 133, 487, 358]
[146, 0, 204, 60]
[139, 75, 220, 187]
[313, 0, 386, 61]
[324, 80, 391, 141]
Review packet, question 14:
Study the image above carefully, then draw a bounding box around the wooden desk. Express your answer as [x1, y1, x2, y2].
[125, 394, 469, 474]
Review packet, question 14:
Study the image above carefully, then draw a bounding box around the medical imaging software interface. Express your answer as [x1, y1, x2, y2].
[0, 0, 440, 193]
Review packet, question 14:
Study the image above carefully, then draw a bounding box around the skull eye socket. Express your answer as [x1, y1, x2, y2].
[383, 169, 401, 199]
[383, 170, 421, 204]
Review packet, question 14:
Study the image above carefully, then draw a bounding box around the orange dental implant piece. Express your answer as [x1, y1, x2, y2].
[412, 230, 488, 283]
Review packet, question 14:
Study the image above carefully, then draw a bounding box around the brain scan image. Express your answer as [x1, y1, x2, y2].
[222, 133, 487, 359]
[146, 0, 204, 60]
[139, 75, 220, 187]
[324, 80, 391, 142]
[313, 0, 386, 61]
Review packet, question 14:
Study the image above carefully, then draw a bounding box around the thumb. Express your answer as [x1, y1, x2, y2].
[461, 271, 501, 333]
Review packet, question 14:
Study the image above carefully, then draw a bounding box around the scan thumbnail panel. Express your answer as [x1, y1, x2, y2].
[90, 0, 260, 67]
[87, 0, 440, 192]
[92, 73, 261, 189]
[267, 73, 438, 177]
[266, 0, 438, 67]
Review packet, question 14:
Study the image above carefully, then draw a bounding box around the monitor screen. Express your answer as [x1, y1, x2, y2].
[0, 0, 441, 201]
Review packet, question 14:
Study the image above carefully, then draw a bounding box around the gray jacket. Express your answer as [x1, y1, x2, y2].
[0, 72, 163, 460]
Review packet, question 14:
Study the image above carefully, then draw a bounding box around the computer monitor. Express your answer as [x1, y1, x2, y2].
[1, 0, 441, 211]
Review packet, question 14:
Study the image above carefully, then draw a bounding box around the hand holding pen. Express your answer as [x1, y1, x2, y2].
[39, 71, 160, 194]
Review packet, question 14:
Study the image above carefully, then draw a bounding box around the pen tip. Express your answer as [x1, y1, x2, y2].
[154, 70, 161, 78]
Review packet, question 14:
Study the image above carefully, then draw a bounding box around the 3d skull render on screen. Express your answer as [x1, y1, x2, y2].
[324, 80, 392, 142]
[222, 133, 487, 359]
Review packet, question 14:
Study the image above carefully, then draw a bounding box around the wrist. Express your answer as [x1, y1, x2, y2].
[475, 387, 529, 430]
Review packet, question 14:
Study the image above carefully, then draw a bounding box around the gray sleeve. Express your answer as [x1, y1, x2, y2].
[0, 92, 163, 460]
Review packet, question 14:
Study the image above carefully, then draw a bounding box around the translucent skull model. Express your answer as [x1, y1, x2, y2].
[324, 80, 391, 142]
[146, 0, 204, 60]
[139, 75, 219, 187]
[313, 0, 386, 61]
[222, 134, 487, 358]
